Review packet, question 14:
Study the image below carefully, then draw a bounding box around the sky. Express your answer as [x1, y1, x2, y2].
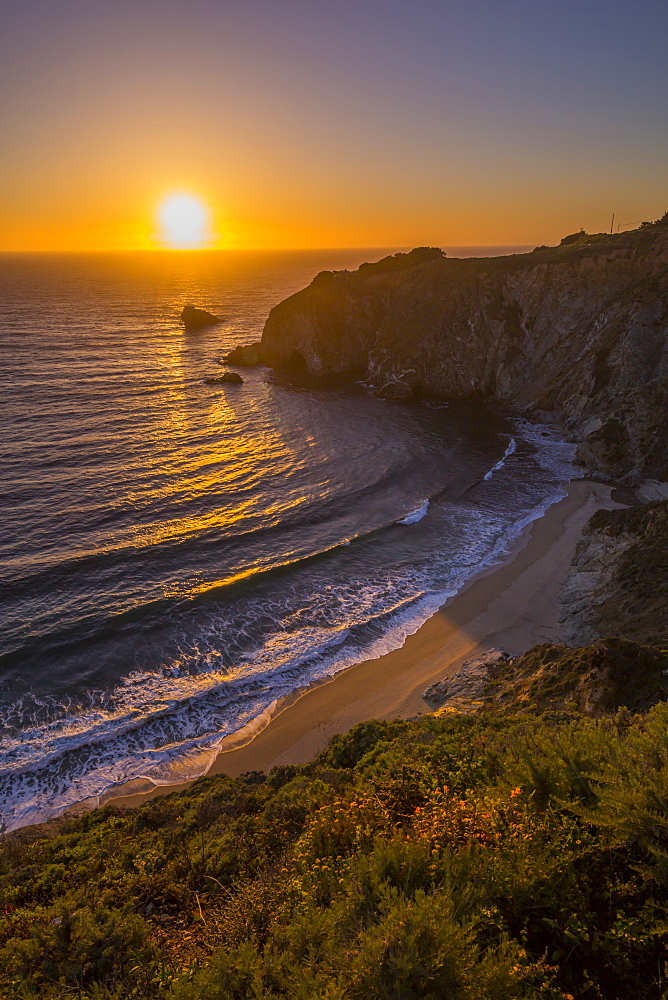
[1, 0, 666, 250]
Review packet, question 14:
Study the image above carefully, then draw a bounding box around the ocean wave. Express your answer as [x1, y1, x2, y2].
[0, 428, 575, 831]
[483, 437, 517, 480]
[397, 499, 430, 524]
[0, 390, 580, 832]
[0, 456, 409, 616]
[512, 418, 580, 481]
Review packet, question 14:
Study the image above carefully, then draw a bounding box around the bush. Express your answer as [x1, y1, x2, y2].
[560, 230, 587, 246]
[0, 903, 155, 993]
[3, 689, 668, 997]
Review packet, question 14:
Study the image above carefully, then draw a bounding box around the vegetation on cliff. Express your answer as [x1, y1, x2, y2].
[482, 639, 668, 716]
[3, 679, 668, 999]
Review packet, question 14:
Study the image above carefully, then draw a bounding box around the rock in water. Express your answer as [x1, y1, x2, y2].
[375, 381, 414, 400]
[223, 342, 263, 366]
[203, 372, 243, 385]
[181, 305, 221, 328]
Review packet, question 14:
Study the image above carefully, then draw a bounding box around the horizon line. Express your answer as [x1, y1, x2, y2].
[0, 242, 538, 255]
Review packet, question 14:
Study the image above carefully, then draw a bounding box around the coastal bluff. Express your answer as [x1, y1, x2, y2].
[245, 226, 668, 483]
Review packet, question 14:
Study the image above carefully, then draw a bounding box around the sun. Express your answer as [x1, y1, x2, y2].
[158, 193, 210, 248]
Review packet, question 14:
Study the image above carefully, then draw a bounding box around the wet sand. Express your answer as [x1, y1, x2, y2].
[95, 479, 620, 813]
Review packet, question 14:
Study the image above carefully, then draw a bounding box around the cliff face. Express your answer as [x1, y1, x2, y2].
[258, 230, 668, 483]
[561, 498, 668, 647]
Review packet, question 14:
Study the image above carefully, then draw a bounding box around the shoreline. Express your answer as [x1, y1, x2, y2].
[96, 478, 621, 814]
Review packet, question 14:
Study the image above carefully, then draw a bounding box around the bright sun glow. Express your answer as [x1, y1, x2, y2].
[158, 193, 210, 248]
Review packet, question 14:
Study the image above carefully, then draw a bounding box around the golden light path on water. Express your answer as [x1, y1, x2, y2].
[101, 329, 315, 605]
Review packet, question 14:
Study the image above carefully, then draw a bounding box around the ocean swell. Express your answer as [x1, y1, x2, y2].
[0, 419, 578, 831]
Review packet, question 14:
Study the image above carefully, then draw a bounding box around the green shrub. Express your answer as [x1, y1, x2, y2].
[0, 902, 155, 992]
[3, 694, 668, 998]
[560, 230, 587, 245]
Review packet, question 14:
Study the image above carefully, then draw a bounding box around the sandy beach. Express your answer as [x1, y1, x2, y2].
[98, 478, 620, 813]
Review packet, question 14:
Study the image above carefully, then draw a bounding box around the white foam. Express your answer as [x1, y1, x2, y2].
[0, 417, 582, 832]
[397, 499, 430, 524]
[512, 418, 580, 482]
[483, 437, 517, 480]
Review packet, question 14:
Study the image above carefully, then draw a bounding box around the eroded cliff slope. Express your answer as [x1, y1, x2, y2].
[256, 227, 668, 482]
[561, 498, 668, 646]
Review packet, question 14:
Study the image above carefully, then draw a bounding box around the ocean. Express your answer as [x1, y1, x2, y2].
[0, 246, 577, 831]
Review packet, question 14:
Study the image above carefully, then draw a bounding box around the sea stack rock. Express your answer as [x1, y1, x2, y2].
[181, 305, 221, 328]
[223, 342, 263, 366]
[204, 372, 243, 385]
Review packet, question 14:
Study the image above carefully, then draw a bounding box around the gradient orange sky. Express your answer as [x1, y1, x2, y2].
[1, 0, 666, 251]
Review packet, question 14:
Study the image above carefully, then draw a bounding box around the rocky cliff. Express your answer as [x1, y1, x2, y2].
[561, 497, 668, 646]
[253, 226, 668, 483]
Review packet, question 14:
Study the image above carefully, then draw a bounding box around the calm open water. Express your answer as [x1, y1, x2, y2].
[0, 246, 575, 830]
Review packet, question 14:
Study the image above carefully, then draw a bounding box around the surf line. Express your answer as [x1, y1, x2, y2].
[483, 437, 517, 481]
[397, 499, 430, 525]
[459, 437, 518, 497]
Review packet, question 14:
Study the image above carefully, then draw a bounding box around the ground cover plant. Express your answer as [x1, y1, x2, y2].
[2, 698, 668, 998]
